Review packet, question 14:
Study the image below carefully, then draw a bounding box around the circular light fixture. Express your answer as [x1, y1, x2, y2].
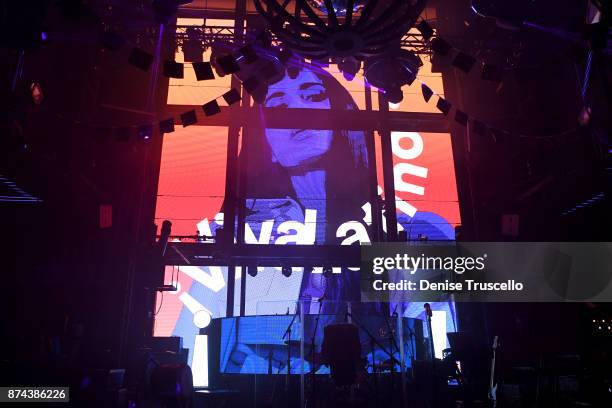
[306, 0, 366, 16]
[363, 47, 422, 103]
[253, 0, 426, 60]
[337, 56, 361, 80]
[247, 266, 258, 277]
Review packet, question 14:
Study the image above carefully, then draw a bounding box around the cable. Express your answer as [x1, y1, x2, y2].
[155, 291, 164, 315]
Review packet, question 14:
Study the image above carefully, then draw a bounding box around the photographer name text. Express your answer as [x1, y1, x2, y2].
[371, 279, 524, 292]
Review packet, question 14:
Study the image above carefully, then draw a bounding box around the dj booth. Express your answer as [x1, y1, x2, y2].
[202, 310, 431, 407]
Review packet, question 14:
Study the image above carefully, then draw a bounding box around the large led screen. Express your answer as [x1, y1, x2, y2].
[153, 19, 461, 374]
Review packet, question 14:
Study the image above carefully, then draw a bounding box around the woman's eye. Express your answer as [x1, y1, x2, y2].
[305, 91, 328, 103]
[266, 100, 287, 108]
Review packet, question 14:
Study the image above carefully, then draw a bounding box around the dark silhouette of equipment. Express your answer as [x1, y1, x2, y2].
[321, 323, 362, 386]
[150, 363, 193, 408]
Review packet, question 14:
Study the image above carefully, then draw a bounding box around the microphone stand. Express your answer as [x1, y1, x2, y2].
[386, 306, 402, 356]
[309, 298, 324, 408]
[424, 305, 435, 361]
[404, 322, 417, 363]
[370, 338, 379, 402]
[282, 308, 299, 407]
[383, 310, 402, 393]
[424, 303, 438, 408]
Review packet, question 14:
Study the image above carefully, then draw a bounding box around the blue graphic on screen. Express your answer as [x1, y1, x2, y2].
[170, 64, 457, 370]
[219, 315, 425, 374]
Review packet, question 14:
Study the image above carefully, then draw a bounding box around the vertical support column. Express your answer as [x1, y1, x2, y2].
[435, 1, 477, 241]
[365, 83, 382, 243]
[119, 21, 169, 365]
[240, 266, 250, 317]
[378, 91, 398, 241]
[224, 0, 247, 318]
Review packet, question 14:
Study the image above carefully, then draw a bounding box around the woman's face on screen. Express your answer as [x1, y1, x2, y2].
[263, 69, 334, 168]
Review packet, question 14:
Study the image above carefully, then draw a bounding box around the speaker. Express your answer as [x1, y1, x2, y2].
[321, 324, 362, 386]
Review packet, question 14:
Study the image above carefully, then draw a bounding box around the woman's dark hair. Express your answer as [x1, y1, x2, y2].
[241, 66, 372, 245]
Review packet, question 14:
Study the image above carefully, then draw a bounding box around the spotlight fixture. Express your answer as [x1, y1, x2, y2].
[323, 266, 333, 277]
[253, 0, 426, 60]
[182, 27, 204, 62]
[578, 106, 591, 127]
[282, 266, 292, 277]
[210, 41, 286, 103]
[30, 82, 43, 105]
[364, 48, 422, 103]
[385, 87, 404, 104]
[247, 266, 258, 277]
[305, 0, 366, 16]
[337, 56, 361, 81]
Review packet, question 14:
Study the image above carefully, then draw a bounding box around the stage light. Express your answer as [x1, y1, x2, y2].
[255, 0, 423, 61]
[389, 102, 401, 110]
[455, 109, 469, 126]
[193, 61, 215, 81]
[578, 106, 591, 126]
[416, 20, 434, 40]
[323, 266, 333, 277]
[364, 48, 421, 102]
[202, 100, 221, 117]
[138, 124, 153, 141]
[180, 109, 197, 126]
[305, 0, 366, 16]
[337, 57, 361, 81]
[182, 27, 204, 62]
[239, 45, 259, 64]
[247, 266, 258, 277]
[215, 54, 240, 75]
[386, 87, 404, 104]
[436, 97, 451, 115]
[163, 60, 184, 78]
[30, 82, 43, 105]
[159, 118, 175, 134]
[282, 266, 292, 277]
[421, 84, 433, 102]
[222, 88, 241, 105]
